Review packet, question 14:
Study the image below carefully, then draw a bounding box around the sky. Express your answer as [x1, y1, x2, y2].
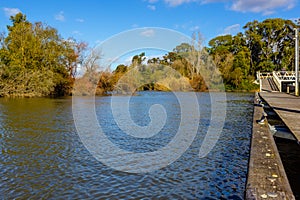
[0, 0, 299, 69]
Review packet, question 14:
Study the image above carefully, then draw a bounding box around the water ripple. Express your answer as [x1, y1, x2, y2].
[0, 92, 253, 199]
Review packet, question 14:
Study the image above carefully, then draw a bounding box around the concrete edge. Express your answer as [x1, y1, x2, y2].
[245, 92, 295, 200]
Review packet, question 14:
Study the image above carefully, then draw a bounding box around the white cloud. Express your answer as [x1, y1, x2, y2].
[140, 29, 155, 37]
[231, 0, 296, 15]
[72, 30, 82, 36]
[223, 24, 240, 35]
[164, 0, 196, 6]
[147, 5, 156, 10]
[76, 18, 84, 23]
[190, 25, 200, 31]
[201, 0, 227, 3]
[149, 0, 159, 3]
[145, 0, 296, 14]
[161, 0, 220, 6]
[3, 7, 21, 17]
[55, 11, 65, 21]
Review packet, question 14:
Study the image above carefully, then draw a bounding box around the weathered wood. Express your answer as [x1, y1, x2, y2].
[260, 92, 300, 143]
[246, 93, 295, 199]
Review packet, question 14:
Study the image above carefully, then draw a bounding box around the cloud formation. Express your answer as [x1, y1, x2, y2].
[223, 24, 240, 35]
[140, 29, 155, 37]
[164, 0, 195, 7]
[76, 18, 84, 23]
[72, 30, 82, 36]
[55, 11, 65, 21]
[146, 0, 296, 14]
[3, 7, 21, 17]
[190, 25, 200, 31]
[147, 5, 156, 10]
[231, 0, 296, 15]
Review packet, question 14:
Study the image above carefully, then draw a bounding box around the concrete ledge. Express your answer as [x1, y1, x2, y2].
[245, 93, 295, 200]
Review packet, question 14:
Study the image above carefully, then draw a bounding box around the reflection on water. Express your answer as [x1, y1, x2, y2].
[0, 92, 254, 199]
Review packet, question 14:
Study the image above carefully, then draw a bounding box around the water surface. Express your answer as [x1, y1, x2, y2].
[0, 92, 254, 199]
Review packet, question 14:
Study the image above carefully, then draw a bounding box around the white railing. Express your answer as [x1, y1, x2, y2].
[273, 71, 295, 81]
[272, 71, 282, 92]
[272, 71, 296, 92]
[258, 72, 273, 79]
[258, 71, 296, 92]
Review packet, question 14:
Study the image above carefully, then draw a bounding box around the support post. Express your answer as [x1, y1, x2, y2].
[257, 71, 262, 92]
[295, 28, 299, 96]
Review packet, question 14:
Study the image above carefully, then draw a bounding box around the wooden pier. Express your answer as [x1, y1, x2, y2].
[246, 93, 295, 199]
[246, 75, 299, 199]
[259, 91, 300, 142]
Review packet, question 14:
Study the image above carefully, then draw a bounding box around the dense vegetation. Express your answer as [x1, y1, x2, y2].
[208, 18, 299, 91]
[87, 18, 299, 94]
[0, 13, 85, 97]
[1, 14, 299, 97]
[90, 49, 221, 95]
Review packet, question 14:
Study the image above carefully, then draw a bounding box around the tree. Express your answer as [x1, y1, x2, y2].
[208, 34, 233, 54]
[132, 52, 146, 67]
[206, 18, 298, 91]
[0, 13, 83, 97]
[243, 18, 297, 72]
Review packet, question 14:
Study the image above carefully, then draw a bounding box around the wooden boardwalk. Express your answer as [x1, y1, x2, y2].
[246, 93, 295, 199]
[259, 82, 300, 142]
[245, 78, 300, 199]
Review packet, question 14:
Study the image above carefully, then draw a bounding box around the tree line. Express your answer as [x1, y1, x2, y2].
[0, 14, 299, 97]
[75, 45, 223, 96]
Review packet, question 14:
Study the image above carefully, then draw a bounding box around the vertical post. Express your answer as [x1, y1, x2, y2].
[259, 72, 262, 92]
[257, 71, 262, 92]
[295, 28, 299, 96]
[259, 79, 262, 92]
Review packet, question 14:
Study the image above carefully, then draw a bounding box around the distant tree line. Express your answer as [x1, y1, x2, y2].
[76, 47, 221, 96]
[89, 18, 299, 94]
[1, 14, 299, 97]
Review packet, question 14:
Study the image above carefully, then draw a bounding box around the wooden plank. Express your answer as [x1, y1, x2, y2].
[246, 93, 295, 199]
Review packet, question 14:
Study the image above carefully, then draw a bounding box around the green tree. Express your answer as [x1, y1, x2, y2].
[243, 18, 297, 72]
[207, 18, 299, 91]
[0, 13, 82, 97]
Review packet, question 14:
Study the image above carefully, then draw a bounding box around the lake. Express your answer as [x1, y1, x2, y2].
[0, 92, 254, 199]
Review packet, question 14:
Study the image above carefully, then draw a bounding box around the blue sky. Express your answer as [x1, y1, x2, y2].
[1, 0, 299, 47]
[0, 0, 299, 70]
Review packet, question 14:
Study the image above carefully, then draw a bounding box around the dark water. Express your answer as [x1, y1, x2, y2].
[0, 92, 254, 199]
[275, 137, 300, 199]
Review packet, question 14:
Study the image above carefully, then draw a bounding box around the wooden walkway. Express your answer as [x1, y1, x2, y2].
[259, 85, 300, 143]
[260, 78, 279, 92]
[246, 93, 295, 199]
[246, 78, 299, 199]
